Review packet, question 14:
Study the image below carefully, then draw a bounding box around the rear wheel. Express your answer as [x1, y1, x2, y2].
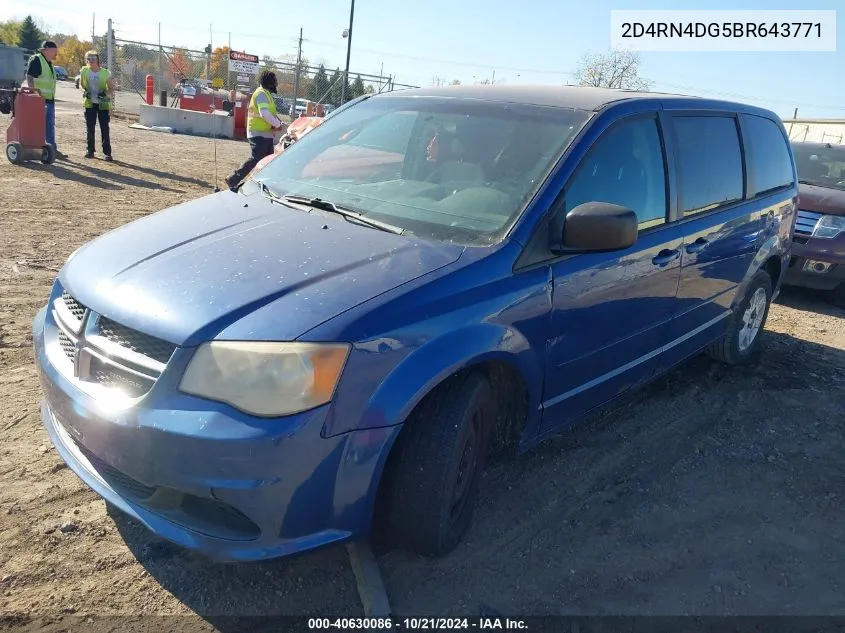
[381, 371, 494, 557]
[6, 142, 22, 164]
[706, 269, 773, 365]
[40, 144, 55, 165]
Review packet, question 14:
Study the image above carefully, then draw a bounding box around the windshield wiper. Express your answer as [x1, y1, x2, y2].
[256, 180, 285, 203]
[282, 195, 405, 235]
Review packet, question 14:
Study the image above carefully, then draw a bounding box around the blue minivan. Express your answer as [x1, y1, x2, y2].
[33, 85, 797, 562]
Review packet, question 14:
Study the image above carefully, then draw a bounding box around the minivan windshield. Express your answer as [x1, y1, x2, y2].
[250, 96, 591, 245]
[791, 142, 845, 192]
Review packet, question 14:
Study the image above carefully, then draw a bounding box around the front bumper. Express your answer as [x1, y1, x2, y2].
[33, 305, 398, 563]
[783, 246, 845, 292]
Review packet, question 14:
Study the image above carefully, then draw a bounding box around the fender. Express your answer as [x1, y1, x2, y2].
[323, 323, 545, 445]
[734, 223, 792, 309]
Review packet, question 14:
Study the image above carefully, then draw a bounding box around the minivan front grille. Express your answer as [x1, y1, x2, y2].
[62, 292, 86, 322]
[794, 209, 823, 236]
[51, 288, 177, 399]
[57, 330, 76, 361]
[97, 318, 177, 365]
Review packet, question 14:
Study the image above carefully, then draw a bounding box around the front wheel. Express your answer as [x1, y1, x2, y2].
[706, 269, 773, 365]
[6, 142, 23, 164]
[380, 372, 494, 557]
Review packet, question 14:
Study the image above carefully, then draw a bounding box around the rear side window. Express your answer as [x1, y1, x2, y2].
[744, 115, 795, 195]
[565, 116, 668, 228]
[673, 116, 744, 217]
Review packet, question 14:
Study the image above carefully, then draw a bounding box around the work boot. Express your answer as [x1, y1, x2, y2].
[84, 151, 94, 159]
[104, 154, 114, 162]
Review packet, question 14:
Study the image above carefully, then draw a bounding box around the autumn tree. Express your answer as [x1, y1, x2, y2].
[17, 15, 43, 52]
[55, 36, 93, 76]
[0, 20, 22, 46]
[210, 46, 230, 85]
[574, 48, 650, 90]
[451, 79, 461, 85]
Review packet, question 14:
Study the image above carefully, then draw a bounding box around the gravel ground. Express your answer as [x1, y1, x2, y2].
[1, 93, 844, 629]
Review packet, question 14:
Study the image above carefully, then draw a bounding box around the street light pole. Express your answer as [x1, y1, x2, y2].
[340, 0, 355, 104]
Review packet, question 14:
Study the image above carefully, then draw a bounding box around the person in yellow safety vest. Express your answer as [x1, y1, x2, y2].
[80, 50, 116, 161]
[226, 70, 286, 191]
[25, 40, 66, 159]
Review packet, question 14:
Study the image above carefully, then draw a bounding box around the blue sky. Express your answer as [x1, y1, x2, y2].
[4, 0, 843, 118]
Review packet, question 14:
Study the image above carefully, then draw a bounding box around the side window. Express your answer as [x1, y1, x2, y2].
[744, 115, 795, 195]
[673, 116, 744, 216]
[566, 116, 667, 228]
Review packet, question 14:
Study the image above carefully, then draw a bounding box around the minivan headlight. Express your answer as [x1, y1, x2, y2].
[179, 341, 351, 417]
[813, 215, 845, 239]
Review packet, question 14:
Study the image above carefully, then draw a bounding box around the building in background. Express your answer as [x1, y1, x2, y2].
[784, 118, 845, 145]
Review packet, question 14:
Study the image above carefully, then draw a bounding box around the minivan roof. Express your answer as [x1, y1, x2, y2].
[375, 84, 774, 116]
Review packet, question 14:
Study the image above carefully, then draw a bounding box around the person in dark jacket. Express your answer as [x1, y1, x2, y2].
[25, 40, 66, 159]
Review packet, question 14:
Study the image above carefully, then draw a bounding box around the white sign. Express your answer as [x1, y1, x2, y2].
[228, 51, 259, 75]
[610, 10, 836, 51]
[237, 74, 249, 82]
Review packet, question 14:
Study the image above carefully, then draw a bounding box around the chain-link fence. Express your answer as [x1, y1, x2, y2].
[110, 35, 418, 116]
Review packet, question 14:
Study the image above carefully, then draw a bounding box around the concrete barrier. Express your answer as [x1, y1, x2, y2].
[139, 104, 235, 138]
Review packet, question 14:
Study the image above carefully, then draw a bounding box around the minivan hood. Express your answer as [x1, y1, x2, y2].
[60, 191, 463, 346]
[798, 183, 845, 216]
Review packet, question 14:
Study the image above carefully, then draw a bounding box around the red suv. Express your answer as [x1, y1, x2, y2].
[784, 141, 845, 307]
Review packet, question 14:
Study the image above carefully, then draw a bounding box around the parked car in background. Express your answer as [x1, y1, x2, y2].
[33, 85, 796, 563]
[288, 97, 309, 118]
[54, 65, 69, 81]
[783, 141, 845, 307]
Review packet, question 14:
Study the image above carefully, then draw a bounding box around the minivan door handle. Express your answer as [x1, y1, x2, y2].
[652, 248, 681, 266]
[685, 237, 709, 254]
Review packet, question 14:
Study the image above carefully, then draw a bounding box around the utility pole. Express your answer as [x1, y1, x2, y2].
[158, 22, 162, 90]
[106, 18, 114, 76]
[340, 0, 355, 103]
[492, 70, 496, 84]
[788, 107, 799, 137]
[292, 28, 303, 104]
[92, 13, 95, 42]
[379, 61, 383, 92]
[207, 24, 212, 81]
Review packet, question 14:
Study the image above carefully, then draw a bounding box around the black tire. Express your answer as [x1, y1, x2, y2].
[40, 144, 55, 165]
[830, 282, 845, 310]
[381, 371, 494, 557]
[6, 142, 23, 165]
[706, 269, 773, 365]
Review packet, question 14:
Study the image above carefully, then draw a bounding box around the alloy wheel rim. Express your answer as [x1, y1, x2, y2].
[738, 287, 767, 352]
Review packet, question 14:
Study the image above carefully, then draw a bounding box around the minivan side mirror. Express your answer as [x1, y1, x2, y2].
[551, 201, 639, 254]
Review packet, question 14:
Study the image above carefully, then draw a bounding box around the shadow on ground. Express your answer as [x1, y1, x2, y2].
[107, 504, 362, 629]
[110, 160, 214, 189]
[376, 331, 845, 616]
[24, 161, 184, 193]
[775, 285, 844, 319]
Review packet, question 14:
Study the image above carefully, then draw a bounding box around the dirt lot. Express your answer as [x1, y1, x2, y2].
[1, 94, 844, 627]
